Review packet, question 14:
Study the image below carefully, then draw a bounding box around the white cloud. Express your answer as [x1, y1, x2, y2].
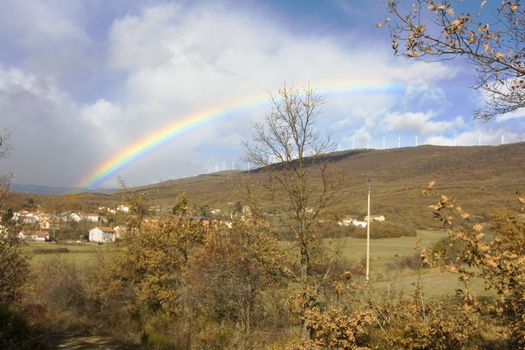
[0, 0, 88, 51]
[0, 1, 471, 187]
[81, 99, 124, 132]
[0, 66, 108, 186]
[382, 111, 464, 135]
[429, 129, 523, 146]
[496, 107, 525, 122]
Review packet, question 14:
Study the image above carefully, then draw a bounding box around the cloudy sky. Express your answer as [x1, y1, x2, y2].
[0, 0, 523, 189]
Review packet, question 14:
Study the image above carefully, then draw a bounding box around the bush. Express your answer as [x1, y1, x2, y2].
[0, 233, 30, 305]
[386, 252, 426, 271]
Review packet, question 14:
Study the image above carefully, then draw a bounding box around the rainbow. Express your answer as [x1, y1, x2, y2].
[79, 81, 405, 189]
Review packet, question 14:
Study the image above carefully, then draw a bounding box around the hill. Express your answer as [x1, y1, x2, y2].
[9, 143, 525, 228]
[124, 142, 525, 227]
[11, 183, 117, 195]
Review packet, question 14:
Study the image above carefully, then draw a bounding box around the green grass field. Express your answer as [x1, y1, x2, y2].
[24, 241, 111, 265]
[325, 230, 491, 299]
[25, 230, 490, 299]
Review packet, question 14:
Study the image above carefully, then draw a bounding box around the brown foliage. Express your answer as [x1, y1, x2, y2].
[429, 184, 525, 347]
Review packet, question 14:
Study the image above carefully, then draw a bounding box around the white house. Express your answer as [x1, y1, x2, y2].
[338, 218, 354, 227]
[352, 220, 368, 228]
[89, 227, 116, 243]
[18, 230, 49, 241]
[364, 215, 386, 222]
[82, 213, 100, 222]
[337, 214, 361, 227]
[60, 212, 82, 222]
[116, 205, 130, 213]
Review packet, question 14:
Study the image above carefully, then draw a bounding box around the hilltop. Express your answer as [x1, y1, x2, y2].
[9, 142, 525, 228]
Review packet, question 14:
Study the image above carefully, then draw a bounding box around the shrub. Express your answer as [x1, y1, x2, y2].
[386, 252, 426, 271]
[0, 233, 30, 305]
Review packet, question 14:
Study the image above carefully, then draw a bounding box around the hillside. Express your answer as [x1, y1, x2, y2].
[10, 143, 525, 228]
[125, 142, 525, 227]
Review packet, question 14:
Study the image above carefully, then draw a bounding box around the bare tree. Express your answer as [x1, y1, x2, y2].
[383, 0, 525, 119]
[243, 85, 339, 283]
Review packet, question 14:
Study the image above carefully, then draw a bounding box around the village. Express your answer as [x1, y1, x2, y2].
[1, 203, 386, 244]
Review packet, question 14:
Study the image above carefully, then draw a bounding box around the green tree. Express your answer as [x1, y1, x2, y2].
[383, 0, 525, 119]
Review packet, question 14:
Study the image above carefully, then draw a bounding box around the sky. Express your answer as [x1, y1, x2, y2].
[0, 0, 523, 189]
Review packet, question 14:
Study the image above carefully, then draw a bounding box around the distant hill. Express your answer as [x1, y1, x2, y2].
[11, 183, 117, 195]
[9, 143, 525, 228]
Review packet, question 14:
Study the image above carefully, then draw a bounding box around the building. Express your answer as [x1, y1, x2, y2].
[117, 205, 130, 213]
[18, 230, 49, 241]
[352, 220, 368, 228]
[337, 214, 362, 227]
[88, 227, 116, 243]
[82, 213, 100, 222]
[364, 215, 386, 222]
[59, 212, 82, 222]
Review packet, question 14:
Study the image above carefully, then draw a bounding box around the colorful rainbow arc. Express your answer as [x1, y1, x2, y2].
[79, 81, 405, 189]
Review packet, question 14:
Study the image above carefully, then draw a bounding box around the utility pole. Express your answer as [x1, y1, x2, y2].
[398, 137, 401, 148]
[352, 136, 355, 150]
[415, 135, 418, 147]
[366, 179, 371, 282]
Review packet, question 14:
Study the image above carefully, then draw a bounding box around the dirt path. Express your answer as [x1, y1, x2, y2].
[52, 333, 138, 349]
